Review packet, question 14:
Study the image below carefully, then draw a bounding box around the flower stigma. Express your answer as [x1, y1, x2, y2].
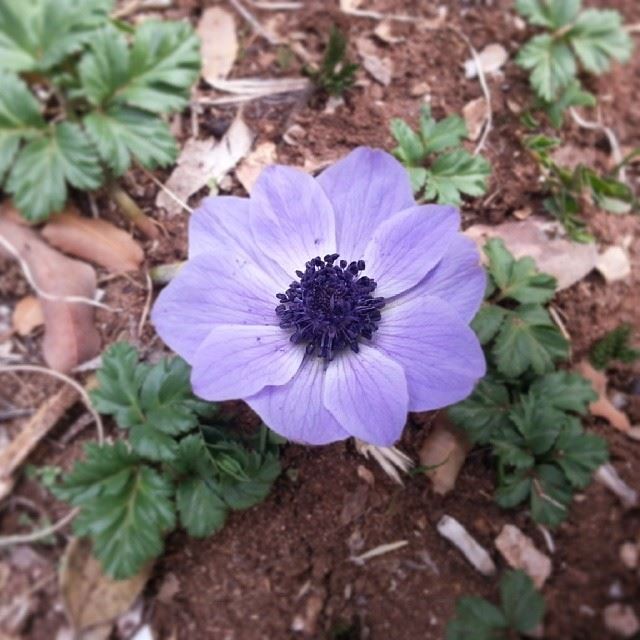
[275, 254, 385, 361]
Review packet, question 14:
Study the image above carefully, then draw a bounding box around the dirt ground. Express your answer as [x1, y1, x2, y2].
[1, 1, 640, 639]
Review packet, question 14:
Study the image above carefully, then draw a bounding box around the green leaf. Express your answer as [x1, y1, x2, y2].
[407, 167, 428, 193]
[495, 472, 532, 509]
[56, 441, 175, 579]
[569, 9, 633, 74]
[0, 0, 113, 72]
[445, 596, 507, 640]
[177, 476, 228, 537]
[493, 439, 535, 471]
[508, 394, 563, 455]
[530, 463, 572, 526]
[419, 106, 467, 154]
[484, 242, 557, 305]
[515, 0, 581, 29]
[493, 305, 569, 378]
[517, 34, 576, 101]
[529, 371, 596, 414]
[500, 570, 545, 633]
[543, 80, 596, 128]
[390, 118, 424, 166]
[585, 169, 634, 215]
[79, 25, 131, 107]
[90, 343, 147, 428]
[129, 423, 178, 462]
[448, 377, 512, 444]
[0, 72, 45, 183]
[424, 149, 491, 206]
[6, 122, 103, 222]
[139, 357, 200, 436]
[85, 106, 177, 176]
[471, 304, 506, 345]
[115, 21, 201, 114]
[554, 419, 608, 488]
[590, 324, 640, 370]
[524, 134, 562, 154]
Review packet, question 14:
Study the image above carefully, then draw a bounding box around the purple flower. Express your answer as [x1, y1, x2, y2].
[152, 147, 485, 446]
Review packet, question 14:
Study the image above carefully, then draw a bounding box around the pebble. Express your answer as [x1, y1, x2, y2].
[495, 524, 552, 588]
[619, 542, 639, 570]
[603, 604, 640, 638]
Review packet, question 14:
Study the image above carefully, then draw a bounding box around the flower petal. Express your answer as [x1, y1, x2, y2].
[363, 204, 460, 298]
[191, 324, 304, 401]
[374, 295, 485, 412]
[398, 235, 486, 322]
[317, 147, 415, 260]
[189, 196, 290, 287]
[246, 357, 350, 445]
[250, 165, 336, 277]
[323, 344, 409, 446]
[152, 252, 281, 362]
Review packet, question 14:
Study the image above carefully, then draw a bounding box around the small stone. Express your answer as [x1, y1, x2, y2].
[495, 524, 552, 588]
[596, 246, 631, 283]
[620, 542, 639, 569]
[603, 604, 640, 638]
[410, 81, 431, 97]
[609, 580, 624, 599]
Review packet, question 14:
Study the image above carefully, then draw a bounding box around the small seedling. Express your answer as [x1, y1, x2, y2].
[449, 240, 608, 526]
[0, 0, 200, 222]
[305, 26, 358, 96]
[54, 343, 283, 579]
[446, 570, 545, 640]
[525, 135, 636, 242]
[590, 324, 640, 370]
[516, 0, 632, 122]
[390, 106, 491, 206]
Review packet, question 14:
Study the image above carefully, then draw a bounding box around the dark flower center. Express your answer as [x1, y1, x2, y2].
[275, 254, 385, 361]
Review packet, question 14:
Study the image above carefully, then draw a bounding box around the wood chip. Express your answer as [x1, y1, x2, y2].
[419, 415, 470, 495]
[595, 464, 638, 508]
[0, 385, 77, 497]
[437, 515, 496, 576]
[462, 97, 488, 142]
[42, 207, 144, 273]
[61, 538, 152, 635]
[495, 524, 552, 588]
[0, 215, 101, 372]
[595, 246, 631, 283]
[465, 217, 598, 291]
[12, 295, 44, 336]
[576, 360, 631, 433]
[464, 43, 508, 79]
[235, 141, 277, 193]
[156, 114, 255, 216]
[374, 20, 404, 44]
[197, 7, 238, 84]
[350, 540, 408, 565]
[356, 37, 392, 86]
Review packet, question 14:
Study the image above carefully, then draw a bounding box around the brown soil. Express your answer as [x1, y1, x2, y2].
[1, 1, 640, 639]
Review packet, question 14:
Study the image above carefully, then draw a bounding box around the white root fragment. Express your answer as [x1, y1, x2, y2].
[595, 464, 639, 508]
[437, 515, 496, 576]
[350, 540, 408, 565]
[354, 439, 413, 485]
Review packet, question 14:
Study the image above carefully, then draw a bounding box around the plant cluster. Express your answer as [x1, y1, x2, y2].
[54, 343, 283, 579]
[449, 240, 608, 526]
[305, 26, 358, 97]
[524, 134, 635, 242]
[590, 323, 640, 370]
[390, 106, 491, 206]
[516, 0, 632, 125]
[446, 570, 545, 640]
[0, 0, 200, 222]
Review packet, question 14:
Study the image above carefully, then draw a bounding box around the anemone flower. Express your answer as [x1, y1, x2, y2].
[152, 147, 486, 446]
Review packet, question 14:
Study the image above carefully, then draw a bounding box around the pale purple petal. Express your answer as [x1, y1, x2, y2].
[250, 166, 336, 277]
[323, 344, 409, 446]
[151, 252, 281, 363]
[374, 295, 485, 412]
[317, 147, 415, 260]
[398, 235, 485, 322]
[191, 324, 304, 401]
[246, 357, 350, 445]
[363, 204, 460, 298]
[189, 196, 290, 287]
